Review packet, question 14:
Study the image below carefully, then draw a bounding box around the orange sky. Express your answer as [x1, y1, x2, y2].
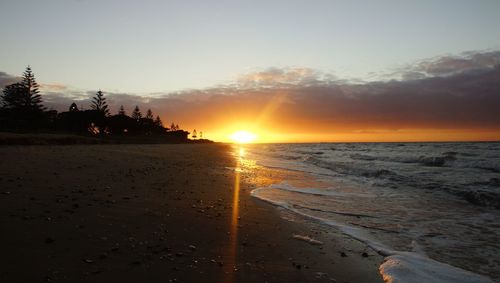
[209, 128, 500, 143]
[147, 79, 500, 143]
[1, 2, 499, 143]
[140, 62, 500, 143]
[9, 52, 499, 143]
[188, 112, 500, 143]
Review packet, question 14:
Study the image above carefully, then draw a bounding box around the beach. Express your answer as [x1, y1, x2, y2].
[0, 143, 383, 283]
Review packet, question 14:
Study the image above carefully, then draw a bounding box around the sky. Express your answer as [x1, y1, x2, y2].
[1, 0, 500, 142]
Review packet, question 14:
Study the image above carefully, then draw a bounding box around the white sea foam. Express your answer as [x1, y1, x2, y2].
[244, 142, 500, 281]
[380, 252, 494, 283]
[268, 182, 375, 198]
[292, 234, 323, 245]
[251, 186, 495, 283]
[250, 187, 391, 253]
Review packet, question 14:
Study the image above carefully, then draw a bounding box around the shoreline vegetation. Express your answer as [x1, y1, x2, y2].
[0, 132, 213, 146]
[0, 66, 212, 144]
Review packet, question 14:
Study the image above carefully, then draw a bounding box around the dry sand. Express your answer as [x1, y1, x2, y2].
[0, 144, 384, 282]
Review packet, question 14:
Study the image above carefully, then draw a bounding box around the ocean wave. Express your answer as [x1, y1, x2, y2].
[251, 186, 494, 283]
[380, 252, 494, 283]
[347, 151, 500, 173]
[303, 156, 405, 181]
[267, 182, 376, 198]
[459, 190, 500, 209]
[490, 178, 500, 187]
[349, 153, 457, 167]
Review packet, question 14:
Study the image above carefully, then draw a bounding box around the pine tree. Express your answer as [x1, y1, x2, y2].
[21, 66, 44, 111]
[118, 105, 126, 116]
[145, 109, 154, 120]
[69, 102, 79, 112]
[192, 129, 197, 139]
[1, 66, 45, 112]
[131, 105, 142, 121]
[170, 122, 176, 131]
[154, 115, 163, 127]
[1, 83, 25, 109]
[90, 90, 110, 116]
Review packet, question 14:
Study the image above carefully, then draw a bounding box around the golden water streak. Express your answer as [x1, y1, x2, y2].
[224, 146, 243, 282]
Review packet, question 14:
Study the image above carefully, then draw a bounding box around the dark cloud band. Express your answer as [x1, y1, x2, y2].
[2, 50, 499, 132]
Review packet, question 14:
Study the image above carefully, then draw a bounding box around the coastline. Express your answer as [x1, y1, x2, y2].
[241, 143, 498, 283]
[0, 143, 383, 282]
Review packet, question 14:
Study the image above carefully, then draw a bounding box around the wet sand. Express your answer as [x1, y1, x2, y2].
[0, 144, 384, 282]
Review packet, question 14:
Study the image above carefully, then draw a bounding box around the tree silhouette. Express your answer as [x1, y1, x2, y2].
[192, 129, 197, 139]
[90, 90, 109, 116]
[1, 66, 44, 112]
[1, 83, 26, 109]
[21, 66, 44, 111]
[118, 105, 126, 116]
[0, 65, 208, 142]
[145, 109, 154, 120]
[131, 105, 142, 121]
[69, 103, 79, 112]
[154, 115, 163, 127]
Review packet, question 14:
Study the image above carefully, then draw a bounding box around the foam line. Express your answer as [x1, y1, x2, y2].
[251, 187, 494, 283]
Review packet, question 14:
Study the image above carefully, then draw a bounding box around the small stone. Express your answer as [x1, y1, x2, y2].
[362, 252, 369, 257]
[316, 272, 328, 279]
[340, 252, 347, 257]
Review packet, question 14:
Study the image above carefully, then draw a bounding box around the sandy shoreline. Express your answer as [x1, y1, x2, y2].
[0, 144, 383, 282]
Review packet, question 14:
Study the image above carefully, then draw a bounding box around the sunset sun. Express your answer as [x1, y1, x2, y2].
[230, 130, 257, 144]
[1, 2, 499, 283]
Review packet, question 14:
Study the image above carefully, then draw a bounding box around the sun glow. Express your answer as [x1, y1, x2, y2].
[230, 130, 257, 144]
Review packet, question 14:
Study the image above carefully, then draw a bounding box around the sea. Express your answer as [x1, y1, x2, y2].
[242, 142, 500, 283]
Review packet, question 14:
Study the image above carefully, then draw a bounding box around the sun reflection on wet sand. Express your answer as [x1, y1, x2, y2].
[224, 146, 244, 282]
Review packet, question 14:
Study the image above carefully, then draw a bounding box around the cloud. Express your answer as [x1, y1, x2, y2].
[138, 61, 499, 133]
[236, 67, 335, 88]
[152, 52, 500, 132]
[2, 50, 499, 138]
[0, 72, 19, 88]
[396, 50, 500, 80]
[40, 83, 68, 92]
